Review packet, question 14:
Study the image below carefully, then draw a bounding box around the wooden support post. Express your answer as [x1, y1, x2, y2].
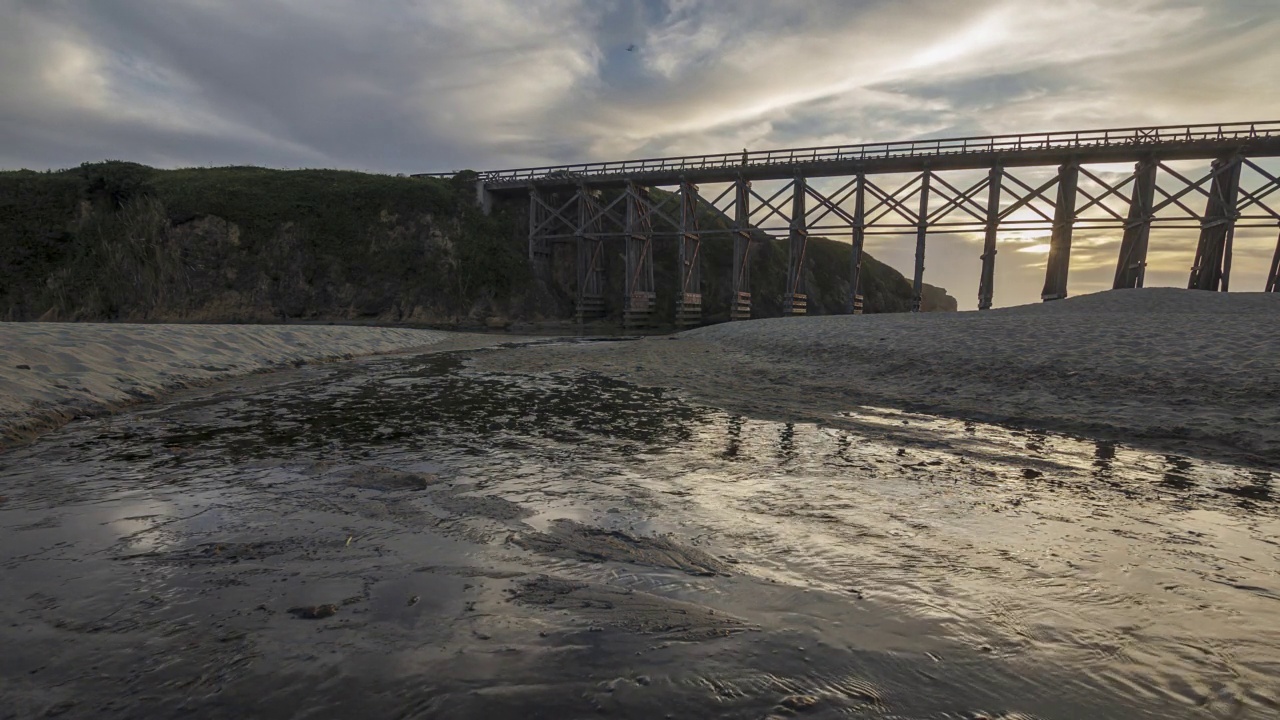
[528, 185, 554, 284]
[1189, 156, 1243, 291]
[1222, 226, 1236, 292]
[528, 185, 543, 262]
[476, 180, 494, 215]
[1113, 158, 1158, 290]
[1267, 229, 1280, 292]
[784, 174, 808, 316]
[847, 172, 867, 314]
[624, 181, 656, 328]
[575, 186, 605, 323]
[575, 187, 585, 318]
[1041, 162, 1079, 302]
[911, 171, 931, 313]
[977, 166, 1002, 310]
[731, 176, 752, 320]
[677, 179, 703, 328]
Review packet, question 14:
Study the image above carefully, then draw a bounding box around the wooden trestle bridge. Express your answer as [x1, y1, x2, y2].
[420, 121, 1280, 326]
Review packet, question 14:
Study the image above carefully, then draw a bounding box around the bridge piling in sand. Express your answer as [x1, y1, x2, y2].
[1112, 158, 1158, 290]
[418, 121, 1280, 323]
[676, 178, 703, 328]
[623, 181, 657, 329]
[845, 172, 868, 315]
[1268, 228, 1280, 293]
[911, 170, 932, 313]
[1041, 162, 1080, 302]
[1189, 155, 1244, 292]
[784, 173, 809, 316]
[731, 176, 752, 320]
[575, 184, 606, 322]
[977, 165, 1003, 310]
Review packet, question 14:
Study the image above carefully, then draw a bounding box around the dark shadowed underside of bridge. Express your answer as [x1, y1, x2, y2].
[418, 122, 1280, 326]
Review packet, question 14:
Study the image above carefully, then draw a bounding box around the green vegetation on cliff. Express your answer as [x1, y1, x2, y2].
[0, 162, 954, 325]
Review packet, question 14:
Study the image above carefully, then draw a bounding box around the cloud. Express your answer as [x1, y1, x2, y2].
[1, 0, 1277, 307]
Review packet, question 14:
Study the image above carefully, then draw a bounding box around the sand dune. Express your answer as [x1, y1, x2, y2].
[475, 288, 1280, 463]
[0, 323, 454, 446]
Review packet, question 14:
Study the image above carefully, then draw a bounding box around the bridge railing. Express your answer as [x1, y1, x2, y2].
[418, 121, 1280, 183]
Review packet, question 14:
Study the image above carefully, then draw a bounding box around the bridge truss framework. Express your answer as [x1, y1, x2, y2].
[425, 121, 1280, 326]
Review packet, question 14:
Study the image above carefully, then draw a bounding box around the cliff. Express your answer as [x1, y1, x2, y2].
[0, 162, 956, 327]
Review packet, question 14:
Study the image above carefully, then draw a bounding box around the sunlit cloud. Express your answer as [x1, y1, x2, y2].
[902, 10, 1010, 71]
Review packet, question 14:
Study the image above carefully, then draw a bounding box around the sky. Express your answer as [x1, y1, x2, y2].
[3, 0, 1279, 309]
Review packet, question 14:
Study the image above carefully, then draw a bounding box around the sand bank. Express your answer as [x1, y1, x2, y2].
[473, 288, 1280, 463]
[0, 323, 460, 446]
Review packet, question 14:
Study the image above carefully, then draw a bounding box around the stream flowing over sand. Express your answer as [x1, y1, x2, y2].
[1, 289, 1278, 719]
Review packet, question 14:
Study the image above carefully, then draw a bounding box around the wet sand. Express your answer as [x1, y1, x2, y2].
[2, 333, 1278, 719]
[2, 290, 1279, 718]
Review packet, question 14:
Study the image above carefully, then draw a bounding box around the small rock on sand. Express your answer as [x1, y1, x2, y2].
[288, 604, 338, 619]
[342, 466, 440, 491]
[508, 575, 747, 641]
[512, 519, 729, 576]
[779, 694, 820, 712]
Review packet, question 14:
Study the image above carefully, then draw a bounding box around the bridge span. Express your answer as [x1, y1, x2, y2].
[419, 121, 1280, 326]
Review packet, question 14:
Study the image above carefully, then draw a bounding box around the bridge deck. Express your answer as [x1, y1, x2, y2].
[417, 121, 1280, 193]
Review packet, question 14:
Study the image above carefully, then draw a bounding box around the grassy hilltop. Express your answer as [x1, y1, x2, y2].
[0, 162, 955, 325]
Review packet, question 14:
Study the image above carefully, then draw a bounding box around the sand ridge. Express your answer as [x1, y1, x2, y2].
[0, 322, 457, 446]
[473, 288, 1280, 463]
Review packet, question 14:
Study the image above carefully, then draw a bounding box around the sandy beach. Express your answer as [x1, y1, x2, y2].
[474, 288, 1280, 464]
[2, 289, 1279, 718]
[6, 289, 1275, 461]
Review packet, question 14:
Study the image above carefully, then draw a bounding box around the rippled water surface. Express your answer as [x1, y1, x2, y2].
[1, 342, 1278, 719]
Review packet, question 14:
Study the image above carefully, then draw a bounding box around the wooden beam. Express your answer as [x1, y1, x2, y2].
[784, 173, 808, 316]
[978, 165, 1003, 310]
[1266, 229, 1280, 292]
[677, 179, 703, 327]
[848, 172, 867, 314]
[475, 122, 1280, 194]
[1189, 156, 1243, 291]
[732, 176, 752, 320]
[1041, 162, 1079, 301]
[528, 185, 542, 262]
[624, 181, 656, 327]
[1113, 158, 1158, 289]
[575, 186, 605, 322]
[911, 171, 931, 312]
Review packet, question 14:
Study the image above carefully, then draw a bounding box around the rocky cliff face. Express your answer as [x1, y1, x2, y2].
[1, 162, 955, 327]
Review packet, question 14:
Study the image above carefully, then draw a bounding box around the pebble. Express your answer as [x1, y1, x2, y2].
[287, 604, 338, 620]
[779, 694, 819, 712]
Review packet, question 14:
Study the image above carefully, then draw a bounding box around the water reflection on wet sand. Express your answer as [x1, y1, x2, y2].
[1, 346, 1277, 719]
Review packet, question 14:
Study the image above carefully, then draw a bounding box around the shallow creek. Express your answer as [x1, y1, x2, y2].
[1, 341, 1277, 719]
